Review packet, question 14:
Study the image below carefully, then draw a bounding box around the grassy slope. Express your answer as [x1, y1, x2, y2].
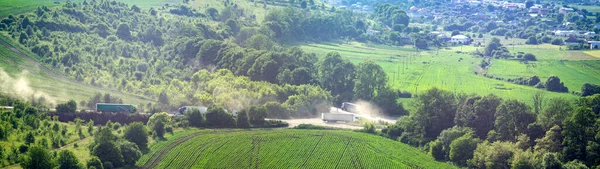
[139, 129, 457, 169]
[301, 42, 592, 106]
[0, 36, 154, 107]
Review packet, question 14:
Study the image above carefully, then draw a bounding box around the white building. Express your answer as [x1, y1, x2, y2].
[589, 41, 600, 49]
[450, 35, 471, 45]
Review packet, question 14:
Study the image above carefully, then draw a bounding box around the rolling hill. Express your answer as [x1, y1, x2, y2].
[137, 129, 457, 169]
[0, 35, 154, 107]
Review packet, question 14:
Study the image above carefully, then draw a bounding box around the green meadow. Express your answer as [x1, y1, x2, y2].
[0, 0, 59, 18]
[301, 42, 596, 105]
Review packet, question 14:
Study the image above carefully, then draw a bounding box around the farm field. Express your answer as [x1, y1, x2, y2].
[137, 129, 457, 169]
[300, 42, 591, 104]
[0, 36, 154, 107]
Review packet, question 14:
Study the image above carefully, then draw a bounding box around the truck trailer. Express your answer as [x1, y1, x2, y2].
[96, 103, 136, 113]
[321, 113, 357, 122]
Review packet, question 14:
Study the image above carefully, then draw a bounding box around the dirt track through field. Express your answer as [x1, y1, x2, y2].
[141, 132, 203, 169]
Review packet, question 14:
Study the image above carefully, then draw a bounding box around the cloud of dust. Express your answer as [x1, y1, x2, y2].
[0, 68, 57, 106]
[353, 100, 395, 124]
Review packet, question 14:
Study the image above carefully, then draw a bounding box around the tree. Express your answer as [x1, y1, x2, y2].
[433, 126, 473, 161]
[87, 156, 104, 169]
[158, 91, 169, 105]
[116, 23, 131, 40]
[449, 133, 479, 166]
[119, 141, 142, 166]
[185, 107, 205, 127]
[485, 37, 502, 56]
[494, 100, 536, 142]
[92, 141, 123, 168]
[58, 150, 83, 169]
[545, 76, 568, 92]
[56, 100, 77, 113]
[557, 13, 565, 24]
[317, 52, 356, 105]
[301, 1, 307, 8]
[526, 36, 538, 45]
[205, 106, 235, 128]
[562, 108, 596, 163]
[542, 153, 563, 169]
[248, 106, 267, 126]
[451, 30, 460, 36]
[534, 125, 564, 154]
[123, 122, 149, 151]
[538, 98, 573, 129]
[373, 86, 408, 116]
[468, 141, 519, 169]
[25, 132, 35, 145]
[582, 83, 600, 96]
[430, 140, 445, 160]
[523, 53, 537, 61]
[205, 8, 219, 20]
[354, 61, 387, 101]
[413, 88, 457, 142]
[148, 112, 170, 138]
[21, 145, 56, 169]
[455, 95, 502, 139]
[236, 110, 250, 128]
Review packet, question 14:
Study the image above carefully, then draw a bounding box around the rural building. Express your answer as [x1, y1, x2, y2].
[366, 29, 381, 35]
[565, 37, 581, 45]
[450, 35, 471, 45]
[589, 41, 600, 49]
[560, 7, 575, 14]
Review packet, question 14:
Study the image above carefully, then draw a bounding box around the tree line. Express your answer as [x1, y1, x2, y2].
[382, 88, 600, 168]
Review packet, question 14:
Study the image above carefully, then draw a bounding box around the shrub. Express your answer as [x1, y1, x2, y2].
[293, 124, 335, 130]
[262, 120, 289, 128]
[551, 38, 563, 45]
[523, 53, 537, 61]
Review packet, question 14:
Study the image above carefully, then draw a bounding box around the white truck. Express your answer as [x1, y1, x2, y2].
[321, 113, 357, 122]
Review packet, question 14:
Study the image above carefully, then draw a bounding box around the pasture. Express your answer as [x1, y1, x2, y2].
[137, 129, 457, 169]
[300, 42, 592, 105]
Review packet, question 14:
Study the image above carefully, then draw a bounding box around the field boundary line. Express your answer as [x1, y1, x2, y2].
[300, 134, 325, 168]
[141, 132, 202, 169]
[335, 137, 353, 169]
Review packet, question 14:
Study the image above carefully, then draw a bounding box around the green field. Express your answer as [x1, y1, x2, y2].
[0, 0, 59, 18]
[0, 36, 154, 108]
[137, 129, 457, 169]
[300, 42, 596, 105]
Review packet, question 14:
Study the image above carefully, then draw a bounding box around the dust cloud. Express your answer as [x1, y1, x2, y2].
[352, 100, 396, 124]
[0, 68, 57, 106]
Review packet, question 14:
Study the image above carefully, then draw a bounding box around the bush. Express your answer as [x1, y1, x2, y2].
[551, 38, 563, 45]
[86, 156, 103, 169]
[545, 76, 568, 92]
[293, 124, 336, 130]
[262, 120, 289, 128]
[523, 53, 537, 61]
[581, 83, 600, 96]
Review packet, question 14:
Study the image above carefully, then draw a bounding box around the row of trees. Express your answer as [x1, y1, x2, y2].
[383, 88, 600, 168]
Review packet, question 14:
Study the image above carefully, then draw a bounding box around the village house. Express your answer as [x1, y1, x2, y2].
[450, 35, 471, 45]
[589, 41, 600, 49]
[560, 7, 575, 14]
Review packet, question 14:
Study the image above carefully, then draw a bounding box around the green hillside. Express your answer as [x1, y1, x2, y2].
[137, 129, 457, 169]
[301, 42, 599, 105]
[0, 36, 154, 107]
